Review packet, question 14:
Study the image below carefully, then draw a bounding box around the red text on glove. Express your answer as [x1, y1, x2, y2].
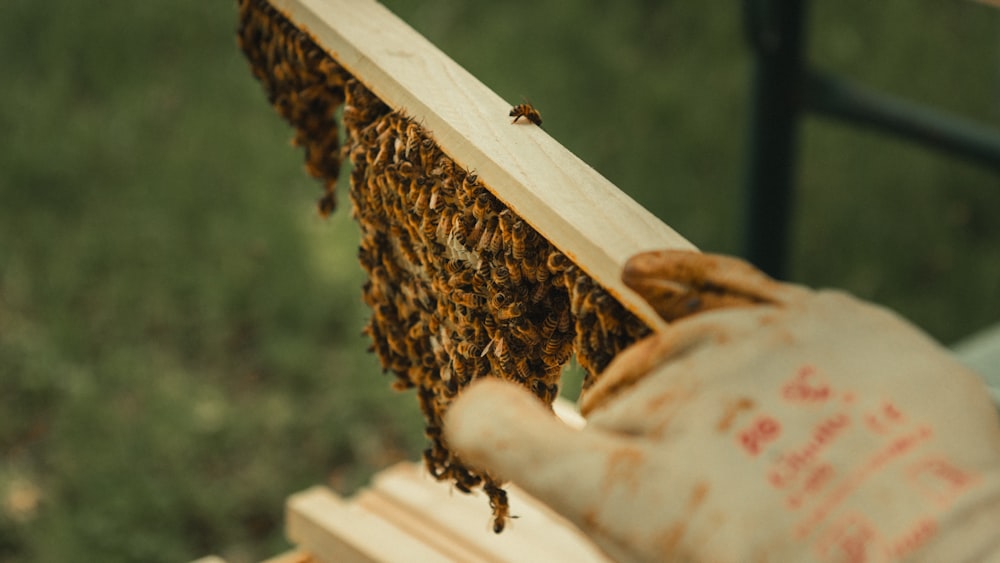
[886, 517, 938, 559]
[738, 415, 782, 457]
[907, 456, 979, 508]
[782, 365, 832, 403]
[863, 401, 904, 435]
[769, 412, 850, 490]
[816, 513, 880, 563]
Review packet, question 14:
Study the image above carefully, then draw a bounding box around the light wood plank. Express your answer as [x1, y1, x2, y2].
[261, 549, 317, 563]
[268, 0, 696, 332]
[369, 463, 611, 563]
[282, 462, 611, 563]
[352, 489, 495, 562]
[553, 395, 587, 429]
[286, 486, 452, 563]
[279, 402, 592, 562]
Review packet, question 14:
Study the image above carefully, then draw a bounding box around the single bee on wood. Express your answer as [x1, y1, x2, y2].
[484, 481, 514, 533]
[509, 103, 542, 126]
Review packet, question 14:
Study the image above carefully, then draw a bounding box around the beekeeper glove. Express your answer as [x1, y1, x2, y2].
[444, 250, 1000, 562]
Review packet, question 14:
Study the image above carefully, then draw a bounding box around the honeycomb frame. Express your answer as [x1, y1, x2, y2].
[238, 0, 650, 533]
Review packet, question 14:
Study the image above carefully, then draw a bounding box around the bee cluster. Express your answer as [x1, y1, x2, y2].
[237, 0, 350, 215]
[237, 0, 648, 533]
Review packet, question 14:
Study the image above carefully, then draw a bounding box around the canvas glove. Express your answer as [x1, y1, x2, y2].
[444, 250, 1000, 562]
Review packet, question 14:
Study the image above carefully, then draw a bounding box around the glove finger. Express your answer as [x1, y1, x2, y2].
[622, 250, 807, 321]
[580, 319, 719, 417]
[582, 302, 790, 425]
[444, 378, 640, 523]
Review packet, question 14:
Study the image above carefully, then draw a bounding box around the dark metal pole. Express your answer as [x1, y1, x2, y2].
[742, 0, 808, 279]
[805, 70, 1000, 170]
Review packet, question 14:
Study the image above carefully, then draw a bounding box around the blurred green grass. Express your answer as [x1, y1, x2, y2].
[1, 0, 998, 561]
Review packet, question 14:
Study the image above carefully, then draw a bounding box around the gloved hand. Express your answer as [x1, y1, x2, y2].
[444, 250, 1000, 562]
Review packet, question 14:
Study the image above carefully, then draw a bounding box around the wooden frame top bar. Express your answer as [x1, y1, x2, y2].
[270, 0, 696, 331]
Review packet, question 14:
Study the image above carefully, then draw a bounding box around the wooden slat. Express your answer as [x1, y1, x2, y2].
[279, 399, 603, 562]
[268, 0, 696, 332]
[369, 463, 611, 563]
[553, 395, 587, 429]
[284, 462, 611, 563]
[286, 486, 453, 562]
[351, 489, 495, 562]
[261, 550, 317, 563]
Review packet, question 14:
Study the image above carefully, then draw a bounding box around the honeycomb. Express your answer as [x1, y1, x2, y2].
[237, 0, 649, 533]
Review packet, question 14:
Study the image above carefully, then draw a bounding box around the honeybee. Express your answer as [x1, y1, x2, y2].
[452, 356, 468, 381]
[397, 160, 417, 178]
[420, 212, 438, 241]
[496, 301, 524, 321]
[510, 221, 527, 260]
[484, 482, 513, 534]
[488, 228, 504, 254]
[272, 60, 291, 84]
[371, 139, 391, 171]
[436, 208, 455, 240]
[317, 192, 337, 218]
[558, 308, 572, 333]
[451, 290, 485, 309]
[462, 173, 480, 192]
[530, 280, 549, 304]
[533, 259, 550, 284]
[423, 448, 443, 479]
[455, 467, 483, 495]
[451, 210, 471, 241]
[505, 255, 523, 285]
[514, 357, 532, 381]
[428, 186, 441, 211]
[476, 216, 499, 251]
[546, 250, 570, 274]
[444, 259, 464, 277]
[468, 218, 486, 247]
[509, 103, 542, 126]
[492, 335, 510, 363]
[490, 265, 510, 285]
[449, 269, 476, 288]
[455, 340, 482, 357]
[403, 122, 421, 159]
[593, 303, 622, 335]
[438, 361, 452, 383]
[543, 332, 564, 357]
[420, 137, 436, 162]
[408, 322, 428, 341]
[541, 311, 559, 339]
[506, 318, 538, 345]
[419, 351, 437, 369]
[430, 156, 455, 178]
[490, 291, 510, 310]
[472, 192, 493, 220]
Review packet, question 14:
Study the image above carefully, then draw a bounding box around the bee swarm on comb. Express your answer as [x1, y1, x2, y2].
[238, 0, 649, 533]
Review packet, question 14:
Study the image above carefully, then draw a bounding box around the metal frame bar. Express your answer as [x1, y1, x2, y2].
[742, 0, 807, 279]
[741, 0, 1000, 279]
[805, 71, 1000, 170]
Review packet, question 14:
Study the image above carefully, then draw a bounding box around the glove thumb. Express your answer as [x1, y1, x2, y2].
[443, 378, 614, 518]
